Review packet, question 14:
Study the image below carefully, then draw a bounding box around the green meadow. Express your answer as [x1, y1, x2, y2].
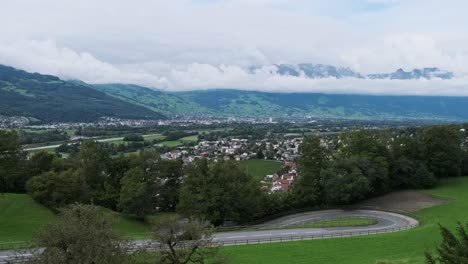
[0, 194, 152, 243]
[239, 159, 283, 182]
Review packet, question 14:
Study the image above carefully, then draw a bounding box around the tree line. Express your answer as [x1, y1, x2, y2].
[1, 124, 468, 228]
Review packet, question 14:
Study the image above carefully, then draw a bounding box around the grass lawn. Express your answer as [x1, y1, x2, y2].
[143, 134, 165, 141]
[105, 139, 128, 145]
[0, 193, 57, 243]
[0, 194, 157, 244]
[223, 177, 468, 264]
[179, 135, 198, 142]
[239, 159, 283, 182]
[293, 217, 377, 229]
[98, 208, 151, 239]
[161, 140, 184, 147]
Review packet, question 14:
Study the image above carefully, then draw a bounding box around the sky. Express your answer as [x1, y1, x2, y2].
[1, 0, 468, 95]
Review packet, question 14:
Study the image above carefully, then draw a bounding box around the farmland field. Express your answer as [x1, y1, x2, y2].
[239, 159, 283, 181]
[223, 177, 468, 264]
[160, 135, 198, 147]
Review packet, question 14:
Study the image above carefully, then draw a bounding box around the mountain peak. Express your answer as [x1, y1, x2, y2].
[252, 63, 455, 80]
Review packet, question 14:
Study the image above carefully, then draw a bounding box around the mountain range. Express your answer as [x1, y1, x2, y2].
[0, 65, 164, 122]
[264, 64, 454, 80]
[1, 64, 467, 123]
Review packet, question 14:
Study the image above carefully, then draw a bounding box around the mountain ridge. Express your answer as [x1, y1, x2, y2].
[92, 84, 468, 121]
[1, 64, 467, 123]
[0, 65, 166, 123]
[253, 64, 454, 80]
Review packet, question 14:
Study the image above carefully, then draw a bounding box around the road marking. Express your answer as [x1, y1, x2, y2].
[280, 232, 298, 235]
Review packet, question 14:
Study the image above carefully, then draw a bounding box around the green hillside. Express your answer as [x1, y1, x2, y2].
[0, 193, 152, 243]
[92, 84, 468, 121]
[92, 84, 214, 116]
[0, 65, 165, 122]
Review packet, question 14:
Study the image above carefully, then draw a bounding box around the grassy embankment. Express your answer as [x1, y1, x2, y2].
[223, 177, 468, 264]
[0, 194, 176, 243]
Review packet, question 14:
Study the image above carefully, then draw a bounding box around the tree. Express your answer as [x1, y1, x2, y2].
[33, 204, 130, 264]
[100, 156, 131, 210]
[149, 216, 226, 264]
[118, 167, 158, 219]
[321, 158, 370, 205]
[340, 130, 388, 159]
[292, 136, 330, 207]
[390, 157, 436, 189]
[422, 126, 463, 178]
[123, 134, 144, 142]
[74, 140, 111, 203]
[0, 130, 27, 193]
[26, 170, 83, 209]
[119, 151, 184, 218]
[27, 151, 56, 178]
[256, 150, 264, 159]
[178, 159, 261, 226]
[157, 159, 184, 212]
[340, 130, 391, 194]
[356, 155, 390, 195]
[426, 223, 468, 264]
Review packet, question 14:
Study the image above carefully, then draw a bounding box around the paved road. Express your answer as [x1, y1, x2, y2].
[22, 137, 126, 151]
[214, 209, 418, 244]
[23, 134, 161, 151]
[0, 209, 418, 263]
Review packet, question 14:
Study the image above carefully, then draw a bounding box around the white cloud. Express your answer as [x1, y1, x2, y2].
[0, 0, 468, 95]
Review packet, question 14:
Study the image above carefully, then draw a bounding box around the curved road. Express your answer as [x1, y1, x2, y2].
[0, 209, 418, 263]
[213, 209, 418, 244]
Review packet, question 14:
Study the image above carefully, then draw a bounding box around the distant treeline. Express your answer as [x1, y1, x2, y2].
[18, 130, 69, 145]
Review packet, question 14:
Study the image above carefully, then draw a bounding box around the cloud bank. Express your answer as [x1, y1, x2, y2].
[0, 0, 468, 96]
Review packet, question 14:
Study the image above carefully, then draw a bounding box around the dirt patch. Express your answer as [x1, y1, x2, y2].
[351, 190, 450, 212]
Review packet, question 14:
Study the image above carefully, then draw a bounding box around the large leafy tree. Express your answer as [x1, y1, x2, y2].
[118, 151, 184, 218]
[178, 159, 261, 226]
[0, 130, 27, 193]
[339, 130, 391, 195]
[27, 169, 83, 209]
[34, 204, 130, 264]
[390, 157, 436, 189]
[100, 156, 131, 210]
[118, 167, 158, 219]
[292, 136, 330, 207]
[321, 158, 370, 205]
[422, 126, 463, 178]
[74, 140, 111, 203]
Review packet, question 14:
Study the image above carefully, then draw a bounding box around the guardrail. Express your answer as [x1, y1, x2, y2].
[218, 223, 419, 246]
[0, 223, 418, 263]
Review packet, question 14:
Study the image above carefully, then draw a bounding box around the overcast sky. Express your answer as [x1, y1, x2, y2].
[1, 0, 468, 95]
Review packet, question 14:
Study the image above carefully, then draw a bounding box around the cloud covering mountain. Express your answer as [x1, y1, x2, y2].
[1, 1, 468, 95]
